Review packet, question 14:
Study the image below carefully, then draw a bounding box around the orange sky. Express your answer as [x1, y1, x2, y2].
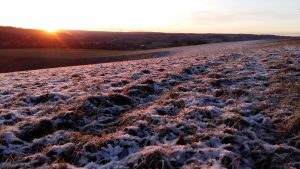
[1, 0, 300, 35]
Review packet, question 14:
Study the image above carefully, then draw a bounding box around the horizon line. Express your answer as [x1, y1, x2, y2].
[1, 25, 299, 37]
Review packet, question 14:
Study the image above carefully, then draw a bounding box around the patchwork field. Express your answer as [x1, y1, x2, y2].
[0, 39, 300, 168]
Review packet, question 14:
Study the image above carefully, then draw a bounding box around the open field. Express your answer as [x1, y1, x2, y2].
[0, 49, 142, 58]
[0, 27, 288, 73]
[1, 38, 297, 73]
[0, 48, 170, 73]
[0, 39, 300, 168]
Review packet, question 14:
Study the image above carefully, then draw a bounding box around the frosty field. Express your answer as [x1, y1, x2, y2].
[0, 39, 300, 168]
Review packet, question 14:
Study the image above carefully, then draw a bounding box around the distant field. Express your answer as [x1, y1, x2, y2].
[0, 48, 170, 73]
[0, 48, 143, 58]
[0, 27, 284, 50]
[2, 38, 298, 73]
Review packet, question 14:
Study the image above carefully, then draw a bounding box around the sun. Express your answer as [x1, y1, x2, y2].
[43, 26, 58, 33]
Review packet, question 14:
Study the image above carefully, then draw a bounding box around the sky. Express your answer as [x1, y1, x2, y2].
[0, 0, 299, 35]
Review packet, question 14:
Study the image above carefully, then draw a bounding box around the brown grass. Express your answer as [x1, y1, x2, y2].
[267, 55, 300, 143]
[285, 114, 300, 136]
[67, 131, 118, 148]
[135, 150, 174, 169]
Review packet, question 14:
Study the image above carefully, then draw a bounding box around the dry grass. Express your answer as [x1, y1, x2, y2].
[285, 114, 300, 136]
[267, 55, 300, 145]
[49, 161, 68, 169]
[134, 150, 174, 169]
[0, 154, 17, 169]
[67, 131, 118, 148]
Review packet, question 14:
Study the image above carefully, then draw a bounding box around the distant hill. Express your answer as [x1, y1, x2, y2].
[0, 26, 286, 50]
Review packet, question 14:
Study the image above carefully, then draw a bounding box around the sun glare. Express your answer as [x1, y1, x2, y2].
[44, 27, 58, 33]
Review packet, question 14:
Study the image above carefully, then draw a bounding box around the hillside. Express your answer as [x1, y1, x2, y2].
[0, 26, 284, 50]
[0, 39, 300, 168]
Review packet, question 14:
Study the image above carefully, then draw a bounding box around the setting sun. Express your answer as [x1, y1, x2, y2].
[43, 27, 58, 33]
